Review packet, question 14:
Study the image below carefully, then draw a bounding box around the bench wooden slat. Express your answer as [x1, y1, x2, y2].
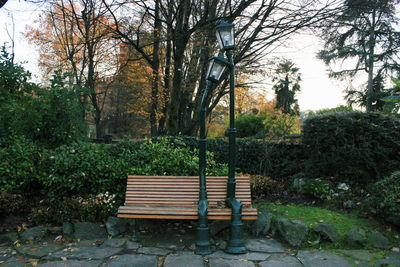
[118, 175, 257, 220]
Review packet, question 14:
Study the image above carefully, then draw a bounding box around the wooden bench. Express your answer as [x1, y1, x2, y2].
[118, 175, 257, 220]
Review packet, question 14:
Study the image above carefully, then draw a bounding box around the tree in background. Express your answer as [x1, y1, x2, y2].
[25, 0, 119, 138]
[103, 0, 338, 136]
[272, 60, 301, 115]
[318, 0, 400, 112]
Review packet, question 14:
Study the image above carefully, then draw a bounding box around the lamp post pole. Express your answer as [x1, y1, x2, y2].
[195, 80, 212, 255]
[225, 47, 246, 255]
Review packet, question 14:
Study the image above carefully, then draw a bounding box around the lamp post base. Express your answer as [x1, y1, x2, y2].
[225, 198, 246, 254]
[195, 226, 212, 255]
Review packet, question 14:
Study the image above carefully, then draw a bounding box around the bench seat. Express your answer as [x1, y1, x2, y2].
[118, 175, 257, 220]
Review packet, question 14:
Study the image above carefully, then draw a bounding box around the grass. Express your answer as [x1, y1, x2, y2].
[255, 202, 399, 249]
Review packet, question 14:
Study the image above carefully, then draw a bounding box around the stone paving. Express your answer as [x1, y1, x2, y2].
[1, 234, 399, 267]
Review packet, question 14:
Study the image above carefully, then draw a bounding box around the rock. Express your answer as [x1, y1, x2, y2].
[43, 246, 123, 260]
[345, 228, 366, 248]
[105, 216, 128, 237]
[19, 226, 48, 241]
[126, 241, 140, 250]
[208, 251, 271, 261]
[48, 226, 62, 235]
[367, 232, 391, 250]
[15, 243, 63, 258]
[251, 212, 273, 237]
[164, 254, 204, 267]
[336, 250, 377, 262]
[209, 258, 255, 267]
[0, 232, 18, 245]
[276, 218, 308, 247]
[73, 222, 107, 240]
[312, 222, 340, 243]
[259, 255, 303, 267]
[374, 251, 400, 267]
[137, 247, 171, 256]
[209, 220, 230, 236]
[38, 260, 102, 267]
[297, 250, 352, 267]
[245, 238, 285, 253]
[104, 254, 157, 267]
[62, 222, 74, 235]
[102, 238, 127, 248]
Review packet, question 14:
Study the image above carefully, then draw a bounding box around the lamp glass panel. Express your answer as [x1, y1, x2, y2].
[210, 60, 226, 81]
[216, 26, 234, 50]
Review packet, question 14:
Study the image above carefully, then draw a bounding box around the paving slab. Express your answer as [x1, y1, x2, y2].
[0, 256, 35, 267]
[208, 251, 271, 261]
[102, 238, 127, 248]
[73, 222, 107, 240]
[137, 246, 171, 255]
[164, 254, 204, 267]
[104, 254, 157, 267]
[297, 250, 352, 267]
[209, 258, 255, 267]
[15, 243, 63, 258]
[72, 239, 105, 247]
[126, 241, 140, 250]
[245, 238, 286, 253]
[0, 246, 13, 261]
[38, 260, 102, 267]
[43, 246, 123, 260]
[259, 255, 303, 267]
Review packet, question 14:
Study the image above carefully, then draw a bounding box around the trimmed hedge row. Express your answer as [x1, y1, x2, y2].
[302, 112, 400, 185]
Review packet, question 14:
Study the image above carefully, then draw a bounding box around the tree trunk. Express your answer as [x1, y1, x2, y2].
[366, 9, 376, 112]
[150, 0, 161, 137]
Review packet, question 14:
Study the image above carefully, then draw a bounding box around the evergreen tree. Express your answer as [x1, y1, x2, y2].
[318, 0, 400, 111]
[272, 60, 301, 115]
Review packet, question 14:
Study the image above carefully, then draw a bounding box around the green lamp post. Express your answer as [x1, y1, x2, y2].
[196, 54, 227, 255]
[215, 20, 247, 254]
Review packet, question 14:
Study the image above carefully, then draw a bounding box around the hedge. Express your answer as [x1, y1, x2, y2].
[302, 112, 400, 185]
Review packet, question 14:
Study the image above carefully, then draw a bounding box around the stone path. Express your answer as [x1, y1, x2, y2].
[1, 235, 399, 267]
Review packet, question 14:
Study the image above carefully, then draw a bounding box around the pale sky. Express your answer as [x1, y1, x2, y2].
[0, 0, 347, 112]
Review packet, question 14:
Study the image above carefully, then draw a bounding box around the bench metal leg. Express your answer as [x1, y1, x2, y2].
[129, 219, 139, 242]
[226, 198, 246, 254]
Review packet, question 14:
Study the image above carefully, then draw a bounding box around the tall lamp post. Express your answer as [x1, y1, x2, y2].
[196, 54, 227, 255]
[215, 20, 246, 254]
[196, 20, 245, 255]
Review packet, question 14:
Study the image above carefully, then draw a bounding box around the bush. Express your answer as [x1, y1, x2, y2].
[250, 175, 284, 199]
[0, 45, 87, 147]
[127, 136, 305, 180]
[29, 193, 118, 224]
[235, 114, 265, 138]
[302, 112, 400, 186]
[0, 136, 43, 193]
[363, 171, 400, 226]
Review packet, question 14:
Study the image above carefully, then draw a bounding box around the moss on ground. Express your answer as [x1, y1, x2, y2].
[255, 202, 399, 249]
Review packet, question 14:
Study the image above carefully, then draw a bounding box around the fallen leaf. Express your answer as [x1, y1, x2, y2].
[309, 250, 315, 254]
[61, 257, 67, 261]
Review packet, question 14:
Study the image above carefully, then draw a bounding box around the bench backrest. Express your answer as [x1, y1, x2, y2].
[125, 176, 252, 208]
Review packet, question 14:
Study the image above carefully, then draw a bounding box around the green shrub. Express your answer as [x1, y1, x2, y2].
[302, 112, 400, 186]
[29, 193, 118, 224]
[363, 171, 400, 226]
[0, 136, 43, 193]
[0, 45, 87, 147]
[235, 114, 265, 138]
[129, 136, 305, 180]
[250, 175, 284, 199]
